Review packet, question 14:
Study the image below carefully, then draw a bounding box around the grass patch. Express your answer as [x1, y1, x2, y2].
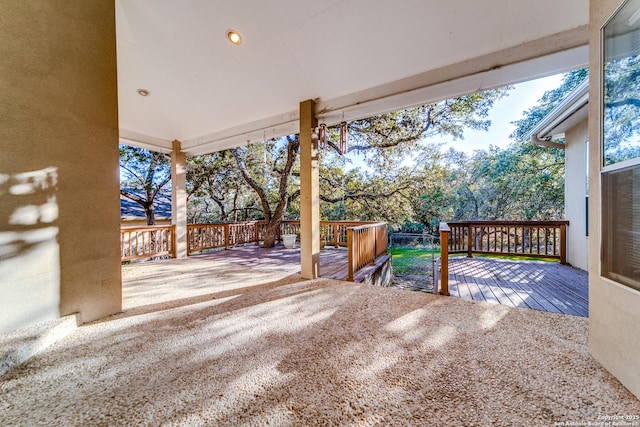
[390, 247, 440, 258]
[390, 247, 557, 265]
[390, 247, 438, 275]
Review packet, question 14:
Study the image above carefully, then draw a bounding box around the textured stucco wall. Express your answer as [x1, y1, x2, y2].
[565, 120, 589, 271]
[0, 1, 121, 332]
[589, 0, 640, 399]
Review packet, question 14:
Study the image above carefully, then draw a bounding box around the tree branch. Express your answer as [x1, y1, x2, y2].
[287, 189, 300, 204]
[120, 189, 149, 207]
[119, 164, 145, 187]
[231, 148, 273, 221]
[150, 174, 171, 202]
[320, 186, 408, 203]
[606, 98, 640, 109]
[269, 135, 300, 222]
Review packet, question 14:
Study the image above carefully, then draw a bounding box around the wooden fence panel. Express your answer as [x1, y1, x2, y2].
[121, 225, 175, 261]
[347, 222, 387, 281]
[124, 221, 390, 279]
[446, 220, 568, 261]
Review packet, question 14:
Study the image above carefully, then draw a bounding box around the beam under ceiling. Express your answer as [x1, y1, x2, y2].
[120, 27, 588, 156]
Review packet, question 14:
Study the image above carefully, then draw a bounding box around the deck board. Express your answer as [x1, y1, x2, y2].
[474, 280, 500, 305]
[514, 263, 587, 316]
[184, 246, 588, 317]
[474, 274, 515, 307]
[447, 257, 588, 317]
[189, 245, 356, 281]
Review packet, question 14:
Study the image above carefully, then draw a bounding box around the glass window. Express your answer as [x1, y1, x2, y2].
[603, 0, 640, 167]
[601, 0, 640, 291]
[585, 140, 589, 237]
[601, 166, 640, 291]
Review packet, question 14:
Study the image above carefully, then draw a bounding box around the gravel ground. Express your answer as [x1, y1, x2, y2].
[1, 276, 638, 426]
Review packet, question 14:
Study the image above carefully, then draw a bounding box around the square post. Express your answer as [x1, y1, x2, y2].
[171, 225, 177, 258]
[299, 99, 319, 279]
[439, 222, 450, 296]
[560, 223, 567, 265]
[171, 140, 187, 258]
[347, 228, 355, 281]
[224, 224, 230, 250]
[254, 222, 260, 245]
[0, 1, 122, 330]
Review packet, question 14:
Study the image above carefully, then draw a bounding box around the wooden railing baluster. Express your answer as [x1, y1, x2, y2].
[344, 222, 388, 281]
[560, 224, 567, 265]
[120, 225, 176, 261]
[443, 220, 569, 261]
[436, 220, 570, 299]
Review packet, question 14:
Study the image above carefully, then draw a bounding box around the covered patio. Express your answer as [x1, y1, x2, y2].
[123, 244, 589, 318]
[4, 0, 640, 414]
[121, 245, 355, 312]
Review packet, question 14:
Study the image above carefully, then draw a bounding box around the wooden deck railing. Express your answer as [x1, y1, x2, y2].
[186, 220, 380, 254]
[347, 222, 388, 281]
[121, 225, 176, 261]
[124, 221, 389, 281]
[187, 222, 260, 255]
[446, 220, 568, 262]
[265, 220, 379, 248]
[438, 220, 569, 295]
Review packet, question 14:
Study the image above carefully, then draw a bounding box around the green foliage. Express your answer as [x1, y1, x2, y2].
[119, 145, 170, 191]
[186, 151, 260, 223]
[603, 56, 640, 164]
[318, 89, 509, 226]
[390, 247, 440, 258]
[399, 222, 425, 233]
[510, 68, 588, 141]
[182, 77, 571, 233]
[445, 142, 564, 221]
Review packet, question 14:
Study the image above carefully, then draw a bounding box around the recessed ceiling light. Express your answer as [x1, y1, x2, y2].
[137, 89, 150, 97]
[226, 29, 242, 45]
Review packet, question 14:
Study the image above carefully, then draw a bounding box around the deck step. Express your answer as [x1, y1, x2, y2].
[0, 314, 79, 377]
[355, 254, 393, 287]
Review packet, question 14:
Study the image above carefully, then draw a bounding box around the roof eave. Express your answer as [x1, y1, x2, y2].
[526, 78, 589, 149]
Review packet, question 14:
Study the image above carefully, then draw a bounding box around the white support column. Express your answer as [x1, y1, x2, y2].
[171, 140, 188, 258]
[299, 99, 320, 279]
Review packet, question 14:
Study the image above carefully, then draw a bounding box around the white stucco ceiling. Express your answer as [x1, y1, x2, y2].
[116, 0, 589, 155]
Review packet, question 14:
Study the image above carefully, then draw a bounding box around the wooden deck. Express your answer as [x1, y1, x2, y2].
[148, 246, 588, 317]
[447, 257, 589, 317]
[188, 244, 354, 281]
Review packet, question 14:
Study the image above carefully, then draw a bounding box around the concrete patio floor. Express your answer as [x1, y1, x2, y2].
[121, 246, 305, 312]
[1, 252, 638, 425]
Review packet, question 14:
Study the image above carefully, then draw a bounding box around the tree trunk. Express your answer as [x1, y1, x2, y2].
[145, 203, 156, 225]
[262, 210, 285, 248]
[232, 189, 239, 221]
[231, 137, 299, 248]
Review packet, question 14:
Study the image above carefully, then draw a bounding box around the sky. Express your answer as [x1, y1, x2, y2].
[439, 73, 564, 153]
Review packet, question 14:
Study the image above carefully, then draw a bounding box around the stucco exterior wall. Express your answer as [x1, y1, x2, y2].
[589, 0, 640, 399]
[0, 1, 121, 333]
[565, 120, 589, 271]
